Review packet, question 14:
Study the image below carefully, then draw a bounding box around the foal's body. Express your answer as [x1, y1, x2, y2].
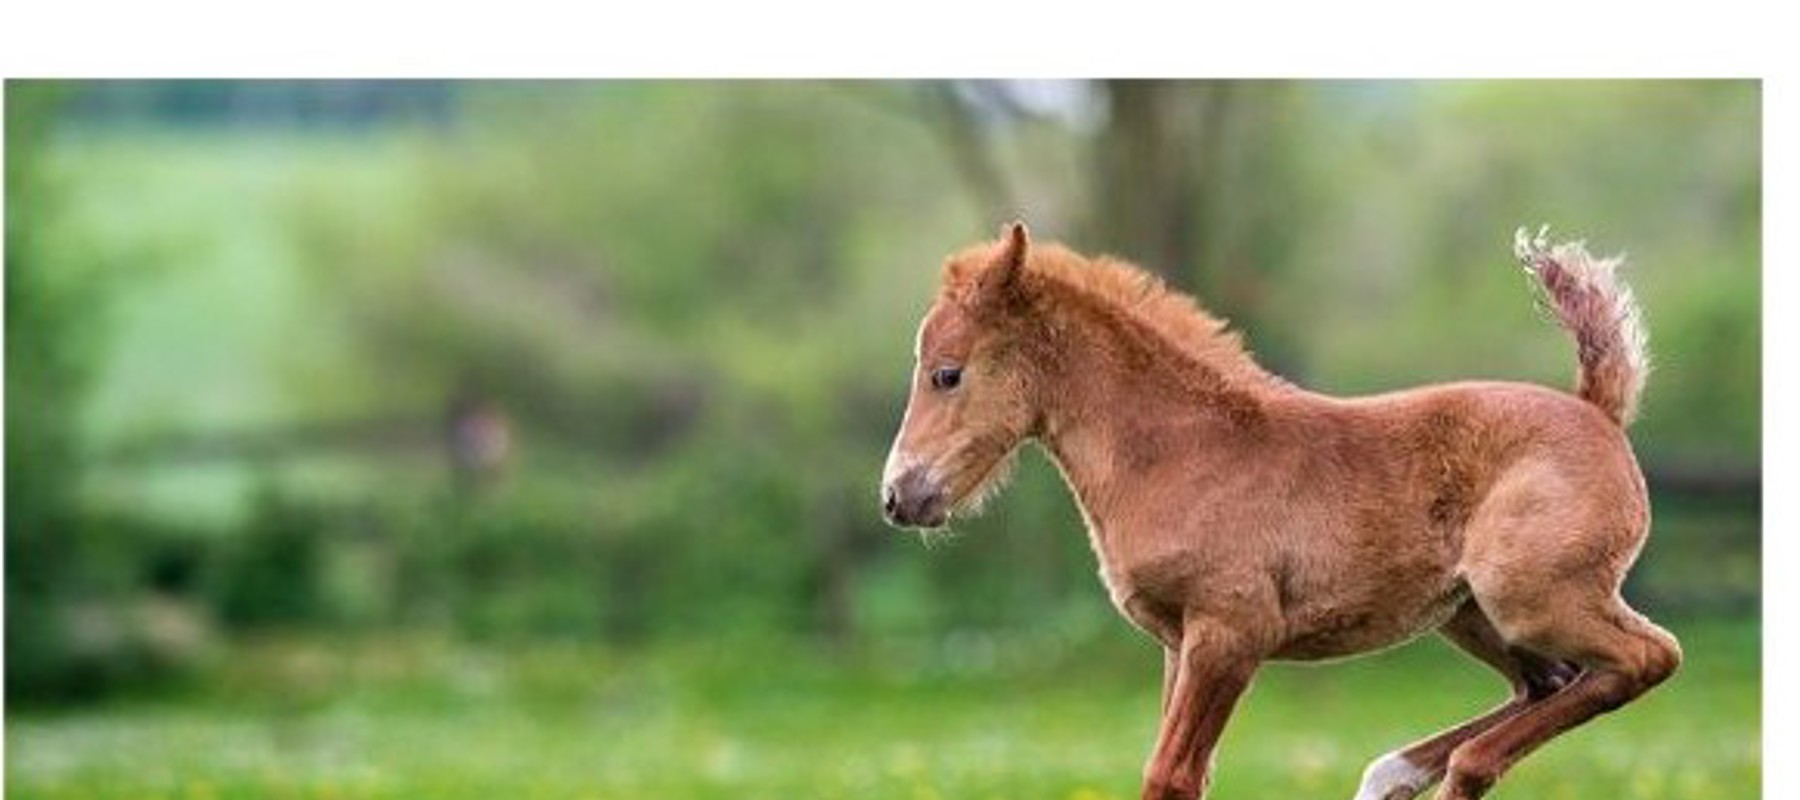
[881, 224, 1678, 800]
[1071, 380, 1641, 665]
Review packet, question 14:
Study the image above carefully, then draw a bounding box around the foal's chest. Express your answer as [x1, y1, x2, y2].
[1095, 548, 1244, 647]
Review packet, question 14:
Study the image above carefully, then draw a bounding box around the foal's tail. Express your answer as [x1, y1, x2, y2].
[1514, 226, 1650, 427]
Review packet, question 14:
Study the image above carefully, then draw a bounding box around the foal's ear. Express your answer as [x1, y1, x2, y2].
[998, 220, 1029, 271]
[976, 220, 1030, 306]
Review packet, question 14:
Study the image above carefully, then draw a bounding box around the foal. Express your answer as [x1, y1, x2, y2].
[880, 223, 1680, 800]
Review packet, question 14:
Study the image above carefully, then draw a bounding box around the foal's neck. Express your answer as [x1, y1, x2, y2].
[1033, 301, 1293, 548]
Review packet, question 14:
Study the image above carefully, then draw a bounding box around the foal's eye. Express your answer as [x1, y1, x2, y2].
[930, 366, 963, 391]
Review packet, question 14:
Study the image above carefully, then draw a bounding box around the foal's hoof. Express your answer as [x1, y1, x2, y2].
[1352, 753, 1433, 800]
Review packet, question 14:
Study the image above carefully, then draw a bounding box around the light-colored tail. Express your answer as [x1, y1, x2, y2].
[1514, 226, 1650, 427]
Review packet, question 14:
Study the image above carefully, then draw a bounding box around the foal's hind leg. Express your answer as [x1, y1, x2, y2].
[1435, 595, 1679, 800]
[1350, 602, 1575, 800]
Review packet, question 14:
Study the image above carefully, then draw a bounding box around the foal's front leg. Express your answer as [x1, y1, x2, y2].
[1142, 619, 1260, 800]
[1161, 648, 1178, 714]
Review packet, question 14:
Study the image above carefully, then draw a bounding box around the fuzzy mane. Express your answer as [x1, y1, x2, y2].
[943, 239, 1267, 382]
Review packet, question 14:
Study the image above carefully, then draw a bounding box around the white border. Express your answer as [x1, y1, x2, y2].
[0, 1, 1783, 78]
[1759, 74, 1785, 800]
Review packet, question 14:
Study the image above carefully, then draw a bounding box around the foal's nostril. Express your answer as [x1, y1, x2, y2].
[882, 485, 899, 517]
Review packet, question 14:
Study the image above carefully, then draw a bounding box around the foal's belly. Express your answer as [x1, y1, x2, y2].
[1096, 532, 1469, 661]
[1269, 580, 1470, 661]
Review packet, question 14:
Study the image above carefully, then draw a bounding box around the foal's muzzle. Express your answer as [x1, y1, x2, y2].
[881, 468, 947, 529]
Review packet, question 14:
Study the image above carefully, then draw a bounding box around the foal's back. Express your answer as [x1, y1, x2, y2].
[1320, 378, 1645, 517]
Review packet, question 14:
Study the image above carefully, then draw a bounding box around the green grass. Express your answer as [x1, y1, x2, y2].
[6, 619, 1758, 799]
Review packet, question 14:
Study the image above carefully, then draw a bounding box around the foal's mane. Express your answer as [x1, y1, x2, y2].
[944, 240, 1268, 384]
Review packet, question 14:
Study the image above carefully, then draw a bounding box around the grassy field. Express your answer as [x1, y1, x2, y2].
[6, 618, 1758, 799]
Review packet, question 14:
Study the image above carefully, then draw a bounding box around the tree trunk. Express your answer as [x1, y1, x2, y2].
[1091, 80, 1221, 288]
[1091, 80, 1306, 376]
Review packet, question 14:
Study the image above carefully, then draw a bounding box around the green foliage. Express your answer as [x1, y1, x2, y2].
[210, 487, 330, 628]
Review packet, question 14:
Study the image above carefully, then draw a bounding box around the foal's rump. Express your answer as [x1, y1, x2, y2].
[1442, 382, 1654, 653]
[1424, 380, 1649, 562]
[1264, 381, 1643, 661]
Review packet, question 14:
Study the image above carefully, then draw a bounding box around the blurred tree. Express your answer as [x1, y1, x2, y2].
[1091, 80, 1213, 283]
[6, 83, 136, 699]
[1090, 80, 1309, 374]
[923, 82, 1018, 222]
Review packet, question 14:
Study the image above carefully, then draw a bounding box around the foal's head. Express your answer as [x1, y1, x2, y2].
[881, 222, 1047, 529]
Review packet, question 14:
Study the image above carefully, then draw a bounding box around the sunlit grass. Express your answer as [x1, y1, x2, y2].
[8, 619, 1756, 799]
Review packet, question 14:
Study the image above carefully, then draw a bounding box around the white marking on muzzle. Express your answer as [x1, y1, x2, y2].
[882, 443, 917, 492]
[882, 396, 918, 491]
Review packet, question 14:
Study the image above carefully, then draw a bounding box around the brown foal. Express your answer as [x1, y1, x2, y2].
[879, 223, 1680, 800]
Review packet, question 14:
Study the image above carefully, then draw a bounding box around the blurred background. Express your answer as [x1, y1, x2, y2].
[5, 80, 1759, 798]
